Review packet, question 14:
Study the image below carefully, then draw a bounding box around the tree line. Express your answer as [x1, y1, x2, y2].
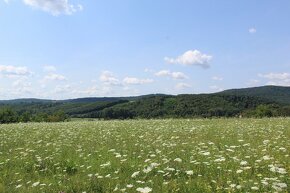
[2, 94, 290, 124]
[0, 108, 67, 124]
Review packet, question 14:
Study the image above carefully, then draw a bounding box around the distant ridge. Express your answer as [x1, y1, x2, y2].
[0, 94, 169, 104]
[219, 85, 290, 104]
[63, 94, 169, 103]
[0, 98, 54, 104]
[1, 86, 290, 119]
[1, 86, 290, 104]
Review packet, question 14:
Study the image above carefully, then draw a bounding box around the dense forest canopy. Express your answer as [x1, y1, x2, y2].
[1, 86, 290, 123]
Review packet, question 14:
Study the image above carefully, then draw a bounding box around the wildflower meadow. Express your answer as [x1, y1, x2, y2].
[0, 119, 289, 192]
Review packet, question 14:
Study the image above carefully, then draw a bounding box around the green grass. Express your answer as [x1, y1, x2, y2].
[0, 119, 289, 192]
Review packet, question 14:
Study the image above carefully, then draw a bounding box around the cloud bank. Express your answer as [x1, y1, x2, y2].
[123, 77, 154, 85]
[258, 72, 290, 86]
[165, 50, 212, 68]
[23, 0, 83, 16]
[155, 70, 188, 80]
[99, 71, 120, 86]
[0, 65, 31, 77]
[249, 27, 257, 34]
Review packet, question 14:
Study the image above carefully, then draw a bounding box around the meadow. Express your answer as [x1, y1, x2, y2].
[0, 119, 289, 193]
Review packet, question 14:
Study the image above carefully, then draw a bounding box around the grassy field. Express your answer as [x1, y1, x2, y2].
[0, 119, 289, 193]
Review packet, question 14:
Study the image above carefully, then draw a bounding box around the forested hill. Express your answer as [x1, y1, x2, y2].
[0, 94, 168, 104]
[219, 85, 290, 104]
[1, 86, 290, 122]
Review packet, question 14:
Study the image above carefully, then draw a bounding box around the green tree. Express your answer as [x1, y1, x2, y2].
[19, 112, 31, 123]
[254, 105, 273, 117]
[0, 108, 18, 124]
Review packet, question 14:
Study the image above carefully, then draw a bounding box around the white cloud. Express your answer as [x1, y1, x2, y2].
[247, 79, 261, 86]
[144, 68, 154, 73]
[11, 87, 33, 95]
[0, 65, 31, 77]
[12, 79, 31, 88]
[171, 72, 187, 79]
[44, 73, 67, 81]
[9, 77, 33, 95]
[77, 4, 83, 11]
[123, 77, 154, 85]
[209, 85, 223, 92]
[73, 86, 113, 96]
[249, 27, 257, 34]
[165, 50, 212, 68]
[175, 83, 191, 90]
[99, 71, 120, 86]
[0, 75, 34, 98]
[265, 80, 290, 86]
[258, 72, 290, 86]
[23, 0, 83, 16]
[211, 76, 223, 81]
[155, 70, 188, 80]
[155, 70, 171, 77]
[52, 84, 71, 94]
[43, 65, 56, 72]
[258, 73, 290, 80]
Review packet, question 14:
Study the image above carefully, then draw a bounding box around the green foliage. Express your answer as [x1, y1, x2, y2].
[19, 112, 31, 122]
[0, 108, 68, 124]
[254, 105, 274, 117]
[90, 94, 272, 119]
[220, 85, 290, 104]
[242, 104, 290, 118]
[0, 108, 18, 123]
[46, 111, 67, 122]
[2, 85, 290, 121]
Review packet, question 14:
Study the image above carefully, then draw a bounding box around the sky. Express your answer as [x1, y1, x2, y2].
[0, 0, 290, 99]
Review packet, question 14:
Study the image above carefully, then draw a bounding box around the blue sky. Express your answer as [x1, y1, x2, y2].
[0, 0, 290, 99]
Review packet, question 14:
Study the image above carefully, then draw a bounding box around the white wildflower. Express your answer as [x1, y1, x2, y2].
[240, 161, 248, 166]
[186, 170, 193, 175]
[200, 152, 210, 156]
[32, 182, 40, 187]
[229, 184, 236, 188]
[251, 186, 259, 190]
[262, 155, 271, 160]
[131, 171, 140, 178]
[136, 187, 152, 193]
[100, 161, 111, 168]
[174, 158, 182, 162]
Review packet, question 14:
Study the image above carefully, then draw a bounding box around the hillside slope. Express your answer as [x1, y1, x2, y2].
[72, 94, 274, 119]
[1, 86, 290, 119]
[219, 85, 290, 104]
